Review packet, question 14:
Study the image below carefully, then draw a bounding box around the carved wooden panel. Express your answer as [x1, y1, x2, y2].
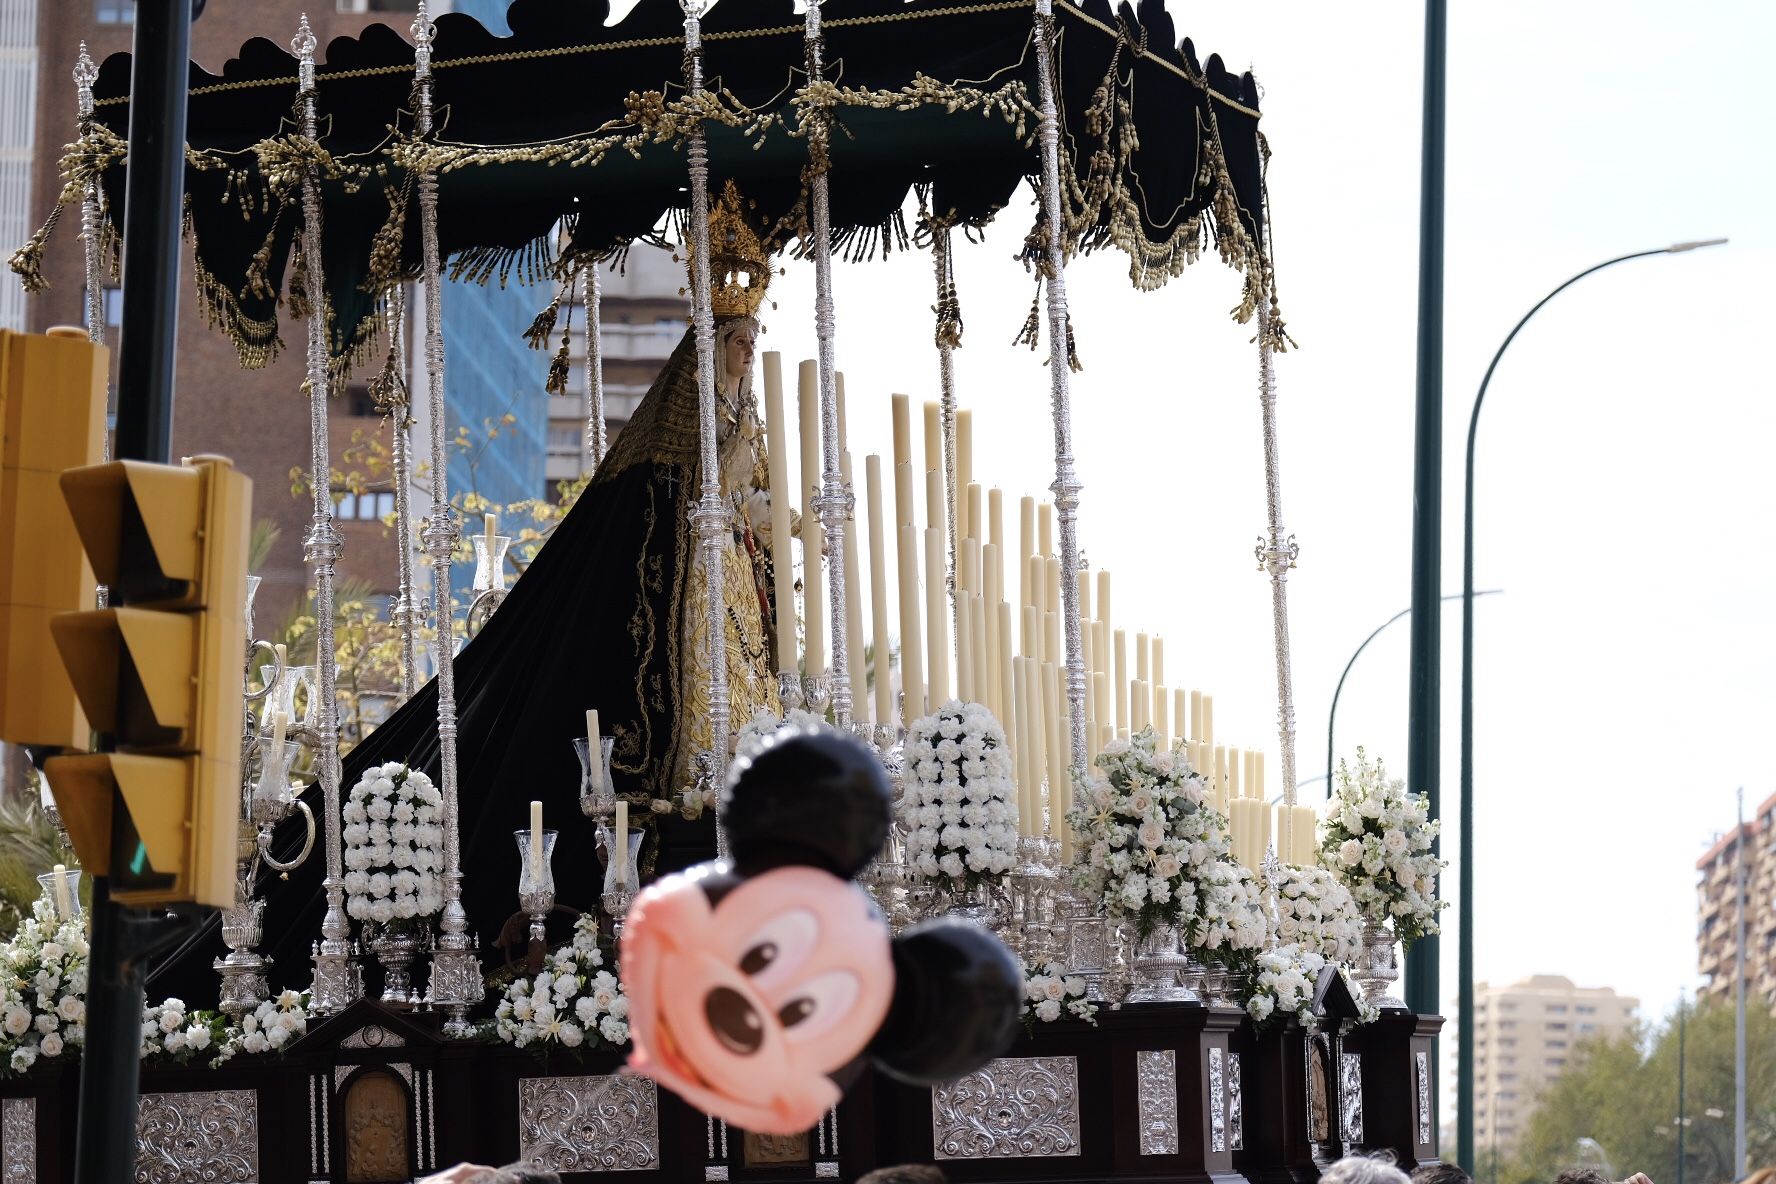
[343, 1070, 410, 1183]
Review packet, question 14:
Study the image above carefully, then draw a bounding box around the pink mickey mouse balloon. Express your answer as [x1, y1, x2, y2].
[621, 727, 1022, 1135]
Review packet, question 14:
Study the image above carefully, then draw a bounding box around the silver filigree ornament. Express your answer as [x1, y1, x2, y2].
[1135, 1049, 1179, 1156]
[1209, 1046, 1227, 1153]
[931, 1055, 1081, 1160]
[1253, 298, 1302, 801]
[135, 1090, 259, 1184]
[1, 1097, 34, 1183]
[1341, 1051, 1365, 1149]
[518, 1076, 659, 1172]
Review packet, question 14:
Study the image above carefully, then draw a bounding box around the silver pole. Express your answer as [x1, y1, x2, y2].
[1733, 785, 1746, 1179]
[803, 0, 854, 728]
[1254, 299, 1301, 804]
[75, 42, 114, 612]
[410, 1, 480, 1035]
[933, 224, 960, 673]
[681, 0, 731, 778]
[385, 284, 422, 703]
[293, 14, 359, 1016]
[585, 262, 608, 468]
[1029, 0, 1086, 776]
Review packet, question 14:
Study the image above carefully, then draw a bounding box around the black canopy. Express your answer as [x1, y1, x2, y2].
[33, 0, 1275, 370]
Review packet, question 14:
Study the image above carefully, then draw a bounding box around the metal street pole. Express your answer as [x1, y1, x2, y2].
[1326, 590, 1499, 792]
[1453, 235, 1725, 1173]
[1677, 994, 1687, 1184]
[1733, 788, 1746, 1181]
[1404, 0, 1446, 1025]
[77, 3, 194, 1183]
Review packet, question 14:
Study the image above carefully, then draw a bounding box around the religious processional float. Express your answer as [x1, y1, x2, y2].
[2, 0, 1448, 1177]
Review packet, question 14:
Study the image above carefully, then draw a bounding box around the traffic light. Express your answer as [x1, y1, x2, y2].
[45, 454, 251, 908]
[0, 328, 109, 749]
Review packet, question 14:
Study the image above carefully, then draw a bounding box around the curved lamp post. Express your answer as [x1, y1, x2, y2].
[1456, 237, 1727, 1172]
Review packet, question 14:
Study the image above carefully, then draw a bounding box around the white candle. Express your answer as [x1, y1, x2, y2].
[1038, 503, 1053, 557]
[529, 800, 544, 882]
[1018, 496, 1035, 610]
[1011, 657, 1031, 836]
[955, 588, 974, 703]
[614, 800, 629, 883]
[483, 512, 497, 547]
[840, 451, 868, 725]
[923, 401, 942, 488]
[1202, 694, 1215, 751]
[50, 864, 71, 919]
[1174, 689, 1188, 744]
[1152, 635, 1164, 687]
[956, 411, 974, 529]
[1044, 557, 1061, 669]
[1191, 690, 1204, 743]
[1114, 630, 1129, 735]
[989, 488, 1004, 549]
[892, 393, 912, 468]
[997, 599, 1016, 773]
[897, 521, 926, 719]
[270, 709, 287, 753]
[797, 361, 827, 678]
[1255, 752, 1266, 800]
[1096, 570, 1112, 637]
[763, 353, 797, 672]
[1229, 747, 1242, 799]
[586, 709, 603, 792]
[1155, 684, 1169, 747]
[983, 542, 1002, 716]
[1136, 632, 1150, 683]
[866, 457, 894, 725]
[965, 482, 982, 547]
[925, 526, 950, 706]
[971, 594, 988, 716]
[1081, 624, 1097, 725]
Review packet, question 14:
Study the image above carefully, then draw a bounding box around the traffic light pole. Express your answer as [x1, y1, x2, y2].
[78, 4, 193, 1183]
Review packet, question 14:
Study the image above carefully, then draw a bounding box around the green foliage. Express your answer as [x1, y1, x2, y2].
[248, 519, 280, 575]
[0, 783, 77, 940]
[1504, 999, 1775, 1184]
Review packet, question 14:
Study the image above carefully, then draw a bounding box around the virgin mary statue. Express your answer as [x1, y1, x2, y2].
[149, 182, 785, 1000]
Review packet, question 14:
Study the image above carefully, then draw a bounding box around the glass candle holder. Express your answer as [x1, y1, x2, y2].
[597, 826, 644, 896]
[36, 866, 82, 923]
[260, 663, 320, 731]
[574, 736, 617, 817]
[514, 828, 558, 900]
[251, 740, 303, 824]
[472, 533, 513, 594]
[245, 575, 263, 638]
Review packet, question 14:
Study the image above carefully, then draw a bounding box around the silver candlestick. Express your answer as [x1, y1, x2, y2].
[515, 828, 558, 954]
[778, 671, 806, 713]
[575, 736, 617, 820]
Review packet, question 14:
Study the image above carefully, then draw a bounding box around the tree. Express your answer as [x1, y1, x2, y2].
[1509, 1000, 1775, 1184]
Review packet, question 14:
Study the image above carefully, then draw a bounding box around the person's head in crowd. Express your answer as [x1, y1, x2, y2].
[1321, 1153, 1412, 1184]
[1554, 1168, 1610, 1184]
[856, 1167, 947, 1184]
[1413, 1163, 1473, 1184]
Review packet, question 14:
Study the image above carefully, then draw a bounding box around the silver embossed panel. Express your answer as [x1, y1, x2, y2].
[1229, 1052, 1244, 1151]
[1208, 1047, 1226, 1153]
[519, 1075, 659, 1172]
[1416, 1050, 1431, 1146]
[932, 1056, 1081, 1159]
[2, 1097, 34, 1184]
[1340, 1052, 1365, 1146]
[136, 1090, 259, 1184]
[1136, 1049, 1178, 1155]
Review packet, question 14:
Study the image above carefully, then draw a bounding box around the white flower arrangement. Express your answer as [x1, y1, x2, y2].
[1022, 961, 1096, 1026]
[657, 706, 835, 821]
[1066, 729, 1229, 940]
[342, 761, 445, 929]
[1271, 863, 1364, 964]
[496, 915, 630, 1051]
[1195, 860, 1275, 962]
[141, 989, 311, 1066]
[900, 701, 1019, 891]
[1320, 748, 1447, 947]
[1244, 945, 1326, 1030]
[0, 898, 88, 1077]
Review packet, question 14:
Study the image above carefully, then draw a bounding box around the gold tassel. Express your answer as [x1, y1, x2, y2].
[1013, 282, 1042, 352]
[545, 329, 571, 396]
[1065, 314, 1083, 372]
[523, 295, 562, 352]
[7, 202, 62, 294]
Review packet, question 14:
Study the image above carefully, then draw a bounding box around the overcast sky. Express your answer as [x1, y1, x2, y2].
[737, 0, 1775, 1030]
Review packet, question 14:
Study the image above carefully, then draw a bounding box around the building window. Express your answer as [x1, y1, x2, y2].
[1546, 1004, 1568, 1014]
[342, 383, 379, 418]
[1547, 1040, 1567, 1049]
[1546, 1022, 1568, 1031]
[334, 490, 395, 521]
[80, 286, 124, 328]
[96, 0, 134, 23]
[547, 426, 581, 453]
[1547, 1056, 1566, 1068]
[1575, 1005, 1596, 1015]
[337, 0, 415, 11]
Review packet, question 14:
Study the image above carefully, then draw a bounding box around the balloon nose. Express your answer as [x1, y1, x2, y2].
[705, 985, 765, 1056]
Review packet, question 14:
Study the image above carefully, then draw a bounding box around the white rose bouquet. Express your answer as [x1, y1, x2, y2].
[142, 989, 311, 1066]
[1271, 864, 1363, 964]
[1195, 860, 1275, 963]
[496, 915, 630, 1052]
[1067, 730, 1230, 940]
[0, 898, 88, 1077]
[901, 701, 1019, 892]
[1320, 748, 1447, 946]
[1022, 961, 1096, 1027]
[343, 762, 445, 930]
[1244, 946, 1326, 1030]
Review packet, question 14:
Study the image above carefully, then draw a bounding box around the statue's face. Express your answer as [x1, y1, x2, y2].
[723, 327, 756, 385]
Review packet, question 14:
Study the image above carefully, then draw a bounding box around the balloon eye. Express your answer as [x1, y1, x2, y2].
[740, 942, 777, 976]
[778, 998, 815, 1028]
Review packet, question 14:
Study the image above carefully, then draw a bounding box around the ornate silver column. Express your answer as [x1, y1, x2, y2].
[681, 0, 732, 777]
[803, 0, 855, 728]
[1253, 299, 1300, 801]
[584, 262, 608, 467]
[1030, 0, 1088, 776]
[293, 15, 359, 1015]
[932, 221, 961, 667]
[383, 284, 422, 703]
[410, 2, 481, 1035]
[75, 42, 113, 611]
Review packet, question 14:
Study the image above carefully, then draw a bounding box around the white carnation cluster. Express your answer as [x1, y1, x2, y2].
[0, 899, 88, 1077]
[1244, 945, 1326, 1029]
[140, 990, 309, 1066]
[900, 701, 1019, 888]
[1023, 961, 1096, 1026]
[1196, 860, 1274, 958]
[1067, 730, 1229, 941]
[734, 706, 832, 765]
[496, 916, 630, 1051]
[1272, 864, 1363, 964]
[342, 761, 445, 927]
[1320, 748, 1447, 946]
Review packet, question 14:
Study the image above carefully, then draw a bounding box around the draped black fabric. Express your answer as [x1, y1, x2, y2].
[62, 0, 1270, 368]
[149, 329, 722, 1005]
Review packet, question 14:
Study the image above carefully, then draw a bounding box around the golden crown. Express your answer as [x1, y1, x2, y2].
[688, 180, 771, 320]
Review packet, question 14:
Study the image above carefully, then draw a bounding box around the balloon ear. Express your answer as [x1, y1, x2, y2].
[869, 919, 1023, 1085]
[721, 728, 891, 879]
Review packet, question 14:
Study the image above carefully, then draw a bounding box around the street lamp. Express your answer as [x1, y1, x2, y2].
[1326, 590, 1501, 791]
[1456, 238, 1726, 1173]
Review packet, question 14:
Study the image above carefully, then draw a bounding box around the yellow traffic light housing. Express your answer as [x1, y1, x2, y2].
[0, 329, 109, 749]
[46, 454, 251, 908]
